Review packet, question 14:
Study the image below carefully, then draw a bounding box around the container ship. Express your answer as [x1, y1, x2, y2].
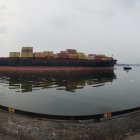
[0, 47, 117, 72]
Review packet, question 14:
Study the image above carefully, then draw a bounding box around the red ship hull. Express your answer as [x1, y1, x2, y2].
[0, 66, 115, 72]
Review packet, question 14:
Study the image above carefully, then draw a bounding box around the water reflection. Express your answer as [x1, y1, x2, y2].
[0, 70, 116, 93]
[124, 69, 131, 73]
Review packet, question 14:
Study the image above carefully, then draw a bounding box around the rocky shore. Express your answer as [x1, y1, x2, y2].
[0, 109, 140, 140]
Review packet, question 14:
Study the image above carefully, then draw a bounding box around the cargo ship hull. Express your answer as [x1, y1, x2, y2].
[0, 58, 117, 72]
[0, 58, 117, 67]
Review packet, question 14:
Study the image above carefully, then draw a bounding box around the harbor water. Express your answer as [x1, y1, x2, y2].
[0, 66, 139, 116]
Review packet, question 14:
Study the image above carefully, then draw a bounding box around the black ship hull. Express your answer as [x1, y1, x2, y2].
[0, 58, 117, 67]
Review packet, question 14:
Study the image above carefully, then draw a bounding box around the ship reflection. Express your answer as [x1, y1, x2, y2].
[0, 70, 116, 93]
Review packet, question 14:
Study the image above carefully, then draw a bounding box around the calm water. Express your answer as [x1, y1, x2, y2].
[0, 66, 139, 116]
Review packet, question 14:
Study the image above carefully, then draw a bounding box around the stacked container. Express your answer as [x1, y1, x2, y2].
[106, 57, 113, 60]
[86, 54, 96, 60]
[94, 54, 107, 60]
[67, 53, 77, 59]
[55, 51, 68, 59]
[101, 56, 113, 61]
[33, 52, 45, 58]
[66, 49, 77, 59]
[9, 52, 20, 58]
[77, 52, 86, 60]
[66, 49, 77, 54]
[43, 51, 54, 59]
[21, 47, 33, 58]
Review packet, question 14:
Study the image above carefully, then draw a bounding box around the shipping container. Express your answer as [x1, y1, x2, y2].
[60, 51, 66, 54]
[86, 54, 96, 60]
[67, 53, 77, 59]
[21, 52, 33, 58]
[95, 54, 106, 58]
[66, 49, 77, 54]
[88, 54, 96, 56]
[43, 51, 54, 57]
[54, 53, 67, 59]
[27, 53, 33, 58]
[77, 52, 86, 60]
[45, 56, 54, 59]
[54, 53, 58, 58]
[9, 52, 20, 58]
[101, 57, 113, 61]
[87, 56, 95, 60]
[82, 55, 87, 59]
[21, 53, 28, 58]
[107, 57, 113, 60]
[21, 47, 33, 53]
[33, 52, 45, 58]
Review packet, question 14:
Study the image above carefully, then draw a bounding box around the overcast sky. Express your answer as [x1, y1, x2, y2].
[0, 0, 140, 64]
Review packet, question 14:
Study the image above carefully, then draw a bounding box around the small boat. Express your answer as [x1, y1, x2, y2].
[123, 66, 132, 70]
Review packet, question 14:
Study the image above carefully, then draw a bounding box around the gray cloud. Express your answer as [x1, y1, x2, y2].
[116, 0, 137, 7]
[0, 0, 8, 33]
[113, 0, 140, 10]
[0, 26, 7, 33]
[50, 15, 67, 29]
